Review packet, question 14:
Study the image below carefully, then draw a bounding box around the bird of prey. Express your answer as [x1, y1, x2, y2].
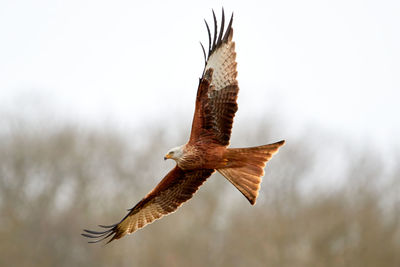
[82, 9, 285, 244]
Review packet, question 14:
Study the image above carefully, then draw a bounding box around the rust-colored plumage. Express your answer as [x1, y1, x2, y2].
[82, 9, 285, 244]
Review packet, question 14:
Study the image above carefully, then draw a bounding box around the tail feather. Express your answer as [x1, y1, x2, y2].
[218, 140, 285, 205]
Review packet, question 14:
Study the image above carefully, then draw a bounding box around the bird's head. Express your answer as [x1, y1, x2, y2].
[164, 145, 184, 161]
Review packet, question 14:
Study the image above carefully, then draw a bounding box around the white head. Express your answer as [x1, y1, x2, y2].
[164, 145, 184, 161]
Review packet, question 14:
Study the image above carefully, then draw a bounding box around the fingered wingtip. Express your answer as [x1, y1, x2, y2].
[81, 224, 117, 244]
[202, 8, 234, 63]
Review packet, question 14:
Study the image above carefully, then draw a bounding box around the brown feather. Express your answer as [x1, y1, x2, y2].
[82, 167, 214, 243]
[218, 141, 285, 205]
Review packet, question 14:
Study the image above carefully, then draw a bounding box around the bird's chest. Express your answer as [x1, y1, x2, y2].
[177, 149, 205, 170]
[177, 145, 223, 170]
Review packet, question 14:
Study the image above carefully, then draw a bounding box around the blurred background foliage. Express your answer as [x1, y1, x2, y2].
[0, 116, 399, 267]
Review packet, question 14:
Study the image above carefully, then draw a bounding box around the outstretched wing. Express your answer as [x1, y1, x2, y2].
[82, 167, 214, 243]
[189, 10, 239, 146]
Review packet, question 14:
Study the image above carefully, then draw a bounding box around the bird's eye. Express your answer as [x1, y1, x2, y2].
[169, 151, 173, 155]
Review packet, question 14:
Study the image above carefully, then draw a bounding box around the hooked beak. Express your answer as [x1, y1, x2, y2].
[164, 154, 171, 160]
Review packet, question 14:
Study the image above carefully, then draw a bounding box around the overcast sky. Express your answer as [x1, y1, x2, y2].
[1, 0, 399, 147]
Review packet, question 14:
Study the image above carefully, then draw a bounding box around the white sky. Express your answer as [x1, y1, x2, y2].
[1, 0, 399, 147]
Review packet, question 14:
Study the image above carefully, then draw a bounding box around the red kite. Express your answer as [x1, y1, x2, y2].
[82, 10, 285, 243]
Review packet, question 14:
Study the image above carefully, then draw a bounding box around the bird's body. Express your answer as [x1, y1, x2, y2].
[82, 9, 285, 244]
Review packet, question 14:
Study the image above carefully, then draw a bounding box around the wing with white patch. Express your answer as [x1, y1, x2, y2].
[190, 10, 239, 146]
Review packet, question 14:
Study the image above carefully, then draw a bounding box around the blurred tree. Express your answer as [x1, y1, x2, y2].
[0, 118, 398, 267]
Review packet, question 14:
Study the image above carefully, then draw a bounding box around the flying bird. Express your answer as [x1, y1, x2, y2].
[82, 9, 285, 244]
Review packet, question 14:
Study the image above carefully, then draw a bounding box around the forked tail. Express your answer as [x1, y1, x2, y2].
[217, 140, 285, 205]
